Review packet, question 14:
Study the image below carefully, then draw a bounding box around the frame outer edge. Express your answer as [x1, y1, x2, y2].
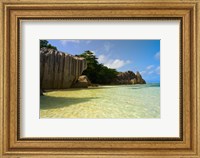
[194, 2, 198, 155]
[0, 0, 199, 3]
[191, 2, 198, 155]
[197, 0, 200, 157]
[0, 1, 2, 157]
[1, 0, 200, 157]
[3, 2, 11, 156]
[0, 3, 3, 155]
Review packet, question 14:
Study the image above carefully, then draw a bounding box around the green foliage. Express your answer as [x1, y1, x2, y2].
[77, 50, 118, 84]
[40, 40, 57, 50]
[96, 65, 118, 84]
[40, 40, 48, 48]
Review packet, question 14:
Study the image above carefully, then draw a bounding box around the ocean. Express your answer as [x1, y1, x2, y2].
[40, 83, 160, 118]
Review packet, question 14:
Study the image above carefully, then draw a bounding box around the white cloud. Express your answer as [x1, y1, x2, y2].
[140, 65, 160, 76]
[154, 52, 160, 60]
[60, 40, 80, 45]
[146, 65, 154, 70]
[98, 54, 106, 63]
[85, 40, 91, 44]
[140, 71, 146, 75]
[90, 50, 96, 55]
[97, 54, 130, 69]
[139, 52, 160, 76]
[104, 42, 113, 52]
[105, 59, 130, 69]
[155, 66, 160, 74]
[148, 71, 154, 74]
[126, 60, 131, 64]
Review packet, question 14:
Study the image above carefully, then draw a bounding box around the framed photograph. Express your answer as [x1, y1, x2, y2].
[0, 0, 199, 157]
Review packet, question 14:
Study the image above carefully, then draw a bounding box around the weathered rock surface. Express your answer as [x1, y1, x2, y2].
[135, 71, 146, 84]
[40, 47, 87, 89]
[114, 71, 146, 84]
[71, 75, 91, 88]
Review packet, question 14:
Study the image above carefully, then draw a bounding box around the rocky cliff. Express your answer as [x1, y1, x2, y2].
[40, 47, 87, 89]
[114, 71, 146, 84]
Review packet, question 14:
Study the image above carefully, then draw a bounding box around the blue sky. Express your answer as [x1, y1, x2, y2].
[47, 40, 160, 83]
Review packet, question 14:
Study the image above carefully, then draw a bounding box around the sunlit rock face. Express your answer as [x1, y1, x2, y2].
[114, 71, 146, 84]
[40, 47, 87, 89]
[71, 75, 91, 88]
[135, 71, 146, 84]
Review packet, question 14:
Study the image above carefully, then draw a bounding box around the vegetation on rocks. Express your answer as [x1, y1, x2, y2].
[40, 40, 58, 50]
[76, 50, 118, 84]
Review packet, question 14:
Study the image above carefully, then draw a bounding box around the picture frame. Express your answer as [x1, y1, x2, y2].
[0, 0, 199, 157]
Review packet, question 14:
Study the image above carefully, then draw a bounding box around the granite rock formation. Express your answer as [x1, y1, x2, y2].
[40, 47, 87, 89]
[71, 75, 91, 88]
[114, 71, 146, 84]
[135, 71, 146, 84]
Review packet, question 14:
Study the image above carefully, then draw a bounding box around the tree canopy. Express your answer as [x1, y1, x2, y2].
[40, 40, 57, 50]
[77, 50, 118, 84]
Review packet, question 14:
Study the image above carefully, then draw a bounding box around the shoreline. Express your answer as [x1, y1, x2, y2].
[42, 83, 160, 93]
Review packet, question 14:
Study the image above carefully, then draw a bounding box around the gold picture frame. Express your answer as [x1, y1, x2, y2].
[0, 0, 199, 157]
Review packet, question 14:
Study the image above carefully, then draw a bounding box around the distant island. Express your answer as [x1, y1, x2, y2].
[40, 40, 146, 95]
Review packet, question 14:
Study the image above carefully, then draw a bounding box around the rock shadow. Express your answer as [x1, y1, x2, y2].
[40, 96, 98, 110]
[43, 87, 105, 93]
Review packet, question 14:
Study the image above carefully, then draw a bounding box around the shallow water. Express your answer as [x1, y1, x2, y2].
[40, 83, 160, 118]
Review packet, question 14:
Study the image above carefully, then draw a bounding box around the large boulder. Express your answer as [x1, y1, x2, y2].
[114, 71, 136, 84]
[114, 70, 146, 84]
[71, 75, 91, 88]
[40, 47, 87, 89]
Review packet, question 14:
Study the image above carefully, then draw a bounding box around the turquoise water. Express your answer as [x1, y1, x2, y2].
[40, 83, 160, 118]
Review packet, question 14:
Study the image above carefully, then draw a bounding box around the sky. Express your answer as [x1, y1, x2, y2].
[47, 40, 160, 83]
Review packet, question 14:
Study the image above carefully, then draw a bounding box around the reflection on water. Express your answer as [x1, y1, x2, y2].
[40, 83, 160, 118]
